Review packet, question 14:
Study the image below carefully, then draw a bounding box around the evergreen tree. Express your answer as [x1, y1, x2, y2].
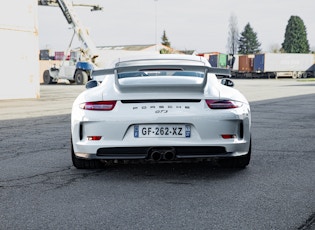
[161, 30, 171, 47]
[238, 23, 261, 54]
[282, 16, 310, 53]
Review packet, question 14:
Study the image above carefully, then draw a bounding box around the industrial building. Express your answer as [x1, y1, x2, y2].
[0, 0, 40, 100]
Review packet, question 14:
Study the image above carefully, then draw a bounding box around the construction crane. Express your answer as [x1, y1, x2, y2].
[39, 0, 103, 84]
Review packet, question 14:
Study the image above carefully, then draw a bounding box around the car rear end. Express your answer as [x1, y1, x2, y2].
[71, 55, 251, 168]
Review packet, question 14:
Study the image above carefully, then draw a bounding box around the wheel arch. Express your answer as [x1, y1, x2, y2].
[75, 61, 94, 80]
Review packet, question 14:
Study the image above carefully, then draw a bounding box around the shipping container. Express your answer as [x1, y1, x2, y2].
[196, 53, 211, 60]
[209, 53, 228, 68]
[209, 55, 218, 67]
[218, 53, 228, 68]
[40, 49, 50, 60]
[238, 55, 254, 72]
[0, 0, 39, 99]
[55, 51, 65, 60]
[253, 53, 315, 72]
[197, 52, 223, 67]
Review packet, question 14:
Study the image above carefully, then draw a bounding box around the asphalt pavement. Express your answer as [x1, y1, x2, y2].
[0, 79, 314, 230]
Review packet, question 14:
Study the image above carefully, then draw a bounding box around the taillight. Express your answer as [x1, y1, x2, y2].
[80, 101, 117, 111]
[206, 99, 240, 109]
[221, 134, 236, 139]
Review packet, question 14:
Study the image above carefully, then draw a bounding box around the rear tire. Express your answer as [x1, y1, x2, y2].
[71, 138, 104, 169]
[43, 70, 55, 84]
[220, 139, 251, 169]
[75, 70, 88, 85]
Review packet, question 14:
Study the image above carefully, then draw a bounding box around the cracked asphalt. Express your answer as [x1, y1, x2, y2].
[0, 80, 314, 230]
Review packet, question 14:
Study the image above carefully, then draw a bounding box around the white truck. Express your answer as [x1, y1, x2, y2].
[39, 0, 102, 84]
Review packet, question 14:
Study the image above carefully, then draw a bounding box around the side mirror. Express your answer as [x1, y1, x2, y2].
[85, 80, 100, 89]
[221, 78, 234, 87]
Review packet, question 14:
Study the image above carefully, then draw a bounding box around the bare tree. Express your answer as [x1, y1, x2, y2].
[269, 43, 282, 53]
[227, 13, 239, 55]
[226, 13, 239, 69]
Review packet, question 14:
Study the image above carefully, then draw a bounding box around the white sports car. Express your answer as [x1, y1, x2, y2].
[71, 55, 251, 169]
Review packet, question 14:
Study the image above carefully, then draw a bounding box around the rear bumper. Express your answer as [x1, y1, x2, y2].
[74, 145, 249, 160]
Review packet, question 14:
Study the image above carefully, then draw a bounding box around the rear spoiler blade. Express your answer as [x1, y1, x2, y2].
[206, 67, 231, 78]
[91, 66, 231, 79]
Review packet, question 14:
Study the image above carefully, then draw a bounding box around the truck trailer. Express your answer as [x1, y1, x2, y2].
[231, 53, 315, 78]
[254, 53, 315, 78]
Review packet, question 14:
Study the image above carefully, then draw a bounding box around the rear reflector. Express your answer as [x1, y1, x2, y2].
[206, 99, 240, 109]
[87, 136, 102, 141]
[80, 101, 117, 111]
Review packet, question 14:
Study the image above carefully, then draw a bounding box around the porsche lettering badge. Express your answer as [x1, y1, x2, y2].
[132, 105, 190, 110]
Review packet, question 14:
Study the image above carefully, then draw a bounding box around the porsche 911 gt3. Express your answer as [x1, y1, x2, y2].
[71, 55, 251, 169]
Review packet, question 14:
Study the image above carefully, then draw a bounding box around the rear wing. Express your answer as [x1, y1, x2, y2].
[91, 65, 231, 80]
[206, 67, 231, 78]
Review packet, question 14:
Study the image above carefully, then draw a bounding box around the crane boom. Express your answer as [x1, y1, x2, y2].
[38, 0, 101, 63]
[56, 0, 99, 62]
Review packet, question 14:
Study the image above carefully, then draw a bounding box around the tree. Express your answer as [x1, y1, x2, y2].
[238, 23, 261, 54]
[281, 16, 310, 53]
[160, 30, 172, 54]
[161, 30, 171, 47]
[269, 43, 283, 53]
[227, 13, 239, 55]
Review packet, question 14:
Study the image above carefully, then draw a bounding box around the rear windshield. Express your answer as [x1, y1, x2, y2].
[118, 70, 205, 79]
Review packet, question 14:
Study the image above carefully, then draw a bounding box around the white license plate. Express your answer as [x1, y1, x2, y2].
[134, 125, 191, 138]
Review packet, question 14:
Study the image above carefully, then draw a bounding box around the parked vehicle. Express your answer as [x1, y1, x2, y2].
[198, 52, 315, 79]
[233, 53, 315, 78]
[39, 0, 102, 85]
[253, 53, 315, 78]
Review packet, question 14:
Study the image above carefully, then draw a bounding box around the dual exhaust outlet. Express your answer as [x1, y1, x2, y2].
[149, 148, 176, 161]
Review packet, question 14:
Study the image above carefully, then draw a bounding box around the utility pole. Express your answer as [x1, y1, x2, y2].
[154, 0, 158, 51]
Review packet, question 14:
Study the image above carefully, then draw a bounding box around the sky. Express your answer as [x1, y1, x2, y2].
[38, 0, 315, 54]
